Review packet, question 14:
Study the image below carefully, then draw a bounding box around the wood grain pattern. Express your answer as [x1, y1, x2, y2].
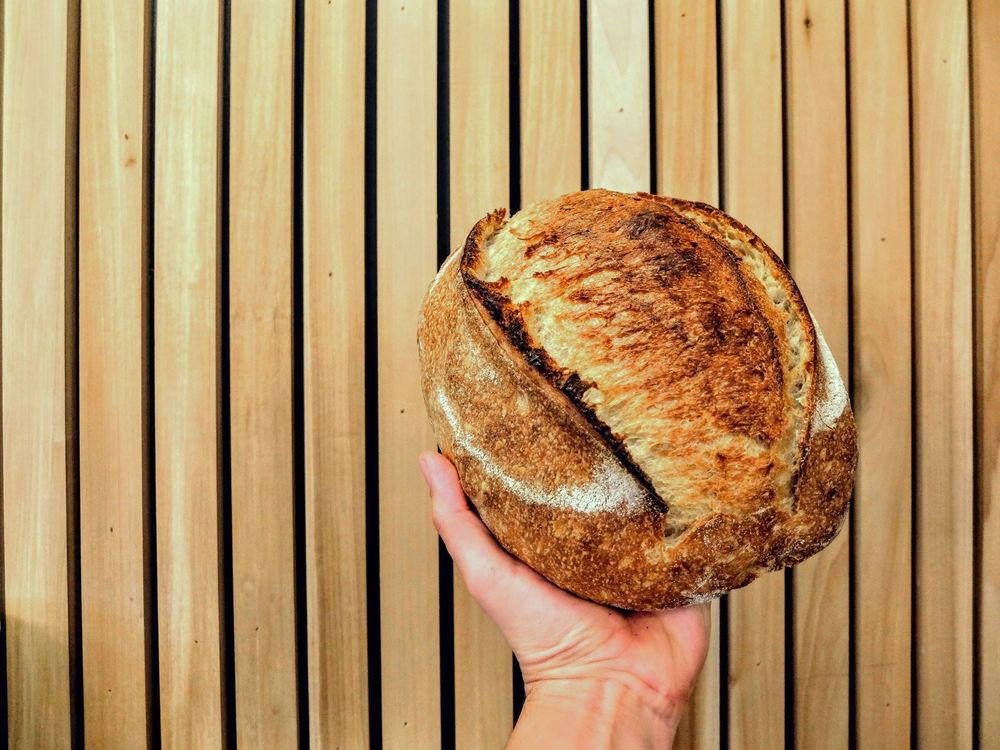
[1, 1, 75, 746]
[720, 2, 785, 747]
[153, 1, 224, 746]
[448, 2, 513, 746]
[377, 3, 440, 747]
[302, 1, 368, 747]
[784, 2, 850, 748]
[848, 3, 913, 746]
[910, 1, 974, 747]
[653, 4, 719, 748]
[520, 0, 582, 203]
[972, 0, 999, 744]
[229, 2, 297, 746]
[654, 0, 718, 204]
[587, 0, 649, 192]
[78, 0, 150, 745]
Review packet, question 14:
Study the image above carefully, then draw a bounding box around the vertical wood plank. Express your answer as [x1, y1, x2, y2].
[520, 0, 582, 203]
[229, 2, 297, 746]
[153, 1, 224, 746]
[1, 1, 74, 745]
[448, 2, 513, 746]
[302, 1, 368, 747]
[78, 0, 149, 745]
[719, 2, 785, 748]
[653, 3, 720, 748]
[972, 0, 1000, 744]
[654, 0, 718, 203]
[587, 0, 649, 192]
[849, 2, 913, 746]
[784, 2, 850, 748]
[377, 3, 440, 747]
[911, 1, 974, 747]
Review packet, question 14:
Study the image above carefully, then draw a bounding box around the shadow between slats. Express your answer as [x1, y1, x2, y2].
[436, 4, 456, 749]
[292, 1, 310, 747]
[363, 2, 383, 747]
[65, 2, 84, 745]
[144, 2, 162, 747]
[217, 1, 236, 744]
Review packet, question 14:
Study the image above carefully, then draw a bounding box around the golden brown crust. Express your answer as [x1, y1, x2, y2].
[417, 189, 857, 610]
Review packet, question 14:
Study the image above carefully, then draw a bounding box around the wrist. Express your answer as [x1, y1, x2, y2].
[508, 677, 684, 749]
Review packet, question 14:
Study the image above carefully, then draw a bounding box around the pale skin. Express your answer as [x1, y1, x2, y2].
[419, 451, 711, 749]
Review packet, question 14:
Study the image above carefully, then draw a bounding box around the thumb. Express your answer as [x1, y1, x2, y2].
[419, 451, 520, 611]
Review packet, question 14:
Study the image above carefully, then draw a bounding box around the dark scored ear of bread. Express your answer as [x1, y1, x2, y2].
[417, 189, 856, 610]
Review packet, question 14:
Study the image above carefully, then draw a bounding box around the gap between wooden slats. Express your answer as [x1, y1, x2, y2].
[302, 0, 370, 748]
[652, 2, 721, 748]
[376, 2, 441, 747]
[910, 1, 974, 747]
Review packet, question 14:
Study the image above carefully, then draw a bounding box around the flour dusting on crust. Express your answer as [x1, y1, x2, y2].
[809, 314, 849, 432]
[436, 386, 644, 514]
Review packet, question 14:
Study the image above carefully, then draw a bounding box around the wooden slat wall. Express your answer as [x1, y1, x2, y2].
[785, 2, 851, 748]
[720, 3, 786, 747]
[152, 1, 225, 746]
[653, 5, 720, 748]
[1, 1, 76, 747]
[850, 2, 914, 748]
[303, 1, 368, 748]
[1, 2, 994, 748]
[79, 0, 150, 746]
[973, 0, 999, 744]
[587, 0, 650, 192]
[376, 3, 440, 748]
[229, 2, 297, 746]
[911, 1, 974, 747]
[448, 2, 513, 748]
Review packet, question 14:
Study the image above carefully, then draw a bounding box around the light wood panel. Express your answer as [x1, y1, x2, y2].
[153, 1, 224, 746]
[911, 1, 974, 747]
[229, 2, 297, 746]
[587, 0, 649, 192]
[520, 0, 582, 203]
[784, 2, 850, 748]
[1, 1, 75, 746]
[377, 3, 440, 747]
[78, 0, 150, 746]
[653, 3, 719, 748]
[720, 2, 785, 747]
[448, 2, 513, 747]
[848, 2, 913, 746]
[654, 0, 718, 203]
[302, 1, 368, 747]
[972, 0, 999, 744]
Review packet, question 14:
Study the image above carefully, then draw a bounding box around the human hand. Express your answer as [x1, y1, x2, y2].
[419, 451, 710, 749]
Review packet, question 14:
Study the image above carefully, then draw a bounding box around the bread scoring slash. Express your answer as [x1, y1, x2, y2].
[417, 189, 857, 610]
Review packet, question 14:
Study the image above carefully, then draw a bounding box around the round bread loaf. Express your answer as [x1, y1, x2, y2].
[418, 189, 856, 610]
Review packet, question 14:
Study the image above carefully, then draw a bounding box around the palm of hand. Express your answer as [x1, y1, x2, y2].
[420, 451, 710, 707]
[491, 550, 709, 704]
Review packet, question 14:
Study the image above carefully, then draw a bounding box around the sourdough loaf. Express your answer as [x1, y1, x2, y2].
[417, 189, 856, 610]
